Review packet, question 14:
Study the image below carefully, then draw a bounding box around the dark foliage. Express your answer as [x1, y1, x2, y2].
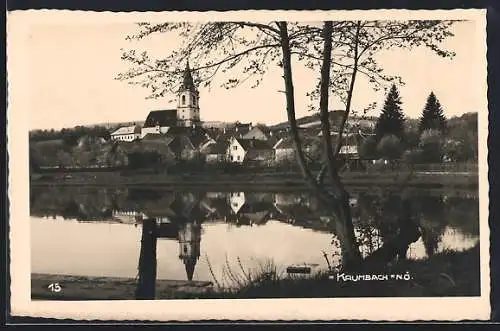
[418, 92, 447, 133]
[29, 125, 111, 146]
[374, 84, 406, 140]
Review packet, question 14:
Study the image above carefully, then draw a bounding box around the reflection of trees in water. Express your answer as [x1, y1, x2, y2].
[442, 196, 479, 236]
[352, 192, 480, 261]
[30, 186, 119, 221]
[30, 186, 479, 236]
[30, 186, 480, 295]
[30, 186, 478, 265]
[353, 193, 417, 263]
[412, 195, 447, 257]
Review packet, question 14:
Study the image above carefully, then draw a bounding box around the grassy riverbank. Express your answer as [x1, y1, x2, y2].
[32, 245, 480, 300]
[31, 274, 214, 300]
[203, 244, 481, 299]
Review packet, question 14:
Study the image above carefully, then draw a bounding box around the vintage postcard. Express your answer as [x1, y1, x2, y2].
[7, 8, 490, 321]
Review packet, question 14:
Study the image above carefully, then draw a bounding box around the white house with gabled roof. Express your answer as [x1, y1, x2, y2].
[110, 125, 141, 142]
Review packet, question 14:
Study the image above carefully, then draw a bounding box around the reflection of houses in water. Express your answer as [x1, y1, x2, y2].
[229, 192, 246, 214]
[226, 192, 274, 226]
[205, 192, 227, 199]
[273, 193, 331, 232]
[273, 192, 312, 207]
[200, 194, 233, 221]
[112, 210, 147, 224]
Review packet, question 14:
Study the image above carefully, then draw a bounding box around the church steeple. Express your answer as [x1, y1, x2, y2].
[177, 60, 200, 127]
[178, 221, 201, 281]
[184, 257, 197, 281]
[180, 60, 195, 92]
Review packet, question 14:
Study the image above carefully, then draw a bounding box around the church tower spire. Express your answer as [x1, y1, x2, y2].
[178, 220, 201, 281]
[177, 60, 200, 127]
[181, 60, 195, 92]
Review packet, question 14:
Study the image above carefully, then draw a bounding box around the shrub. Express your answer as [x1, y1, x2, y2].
[376, 134, 403, 160]
[358, 136, 378, 160]
[419, 129, 444, 163]
[402, 148, 424, 164]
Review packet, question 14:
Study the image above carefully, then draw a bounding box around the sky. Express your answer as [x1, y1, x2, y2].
[19, 17, 485, 130]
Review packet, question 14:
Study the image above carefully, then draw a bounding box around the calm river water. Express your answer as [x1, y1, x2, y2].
[30, 186, 480, 285]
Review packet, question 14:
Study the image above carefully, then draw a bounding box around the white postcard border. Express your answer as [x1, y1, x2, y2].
[7, 8, 490, 321]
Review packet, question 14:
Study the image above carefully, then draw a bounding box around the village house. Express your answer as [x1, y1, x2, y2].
[242, 125, 272, 141]
[316, 130, 370, 160]
[141, 127, 212, 163]
[272, 134, 319, 164]
[168, 127, 212, 162]
[227, 192, 273, 226]
[168, 134, 198, 161]
[140, 134, 177, 163]
[227, 137, 274, 165]
[273, 138, 296, 162]
[201, 140, 228, 164]
[110, 125, 141, 142]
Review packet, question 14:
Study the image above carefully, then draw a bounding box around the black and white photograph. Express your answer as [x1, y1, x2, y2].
[7, 9, 490, 321]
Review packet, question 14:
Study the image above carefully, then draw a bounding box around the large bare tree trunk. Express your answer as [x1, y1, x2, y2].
[317, 21, 362, 271]
[278, 21, 361, 270]
[277, 22, 326, 199]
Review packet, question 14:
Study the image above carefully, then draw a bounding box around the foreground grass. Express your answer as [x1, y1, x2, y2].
[31, 245, 480, 300]
[201, 245, 480, 299]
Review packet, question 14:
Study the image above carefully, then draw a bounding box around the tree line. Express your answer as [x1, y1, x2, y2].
[29, 125, 111, 146]
[359, 84, 477, 163]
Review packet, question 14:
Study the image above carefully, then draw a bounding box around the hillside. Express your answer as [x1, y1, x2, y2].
[93, 121, 145, 130]
[270, 111, 478, 132]
[270, 110, 378, 130]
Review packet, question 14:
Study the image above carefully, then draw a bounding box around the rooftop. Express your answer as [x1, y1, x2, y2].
[111, 125, 141, 136]
[234, 138, 273, 150]
[143, 109, 177, 128]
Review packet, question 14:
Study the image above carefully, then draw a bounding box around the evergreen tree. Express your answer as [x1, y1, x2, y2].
[374, 84, 406, 140]
[418, 92, 447, 133]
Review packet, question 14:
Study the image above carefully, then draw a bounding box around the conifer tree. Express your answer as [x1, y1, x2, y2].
[418, 92, 447, 133]
[374, 84, 406, 140]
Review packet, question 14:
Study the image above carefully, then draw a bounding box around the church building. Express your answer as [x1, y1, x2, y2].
[140, 61, 201, 139]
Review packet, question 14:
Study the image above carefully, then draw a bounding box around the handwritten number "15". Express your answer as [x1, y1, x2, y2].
[48, 283, 62, 293]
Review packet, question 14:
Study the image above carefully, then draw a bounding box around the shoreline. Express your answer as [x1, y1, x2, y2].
[31, 273, 214, 301]
[31, 245, 480, 300]
[30, 170, 479, 189]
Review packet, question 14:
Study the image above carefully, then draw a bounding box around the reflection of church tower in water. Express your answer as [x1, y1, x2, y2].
[178, 221, 202, 281]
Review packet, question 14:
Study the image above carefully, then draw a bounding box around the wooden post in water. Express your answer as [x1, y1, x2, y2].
[136, 218, 158, 300]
